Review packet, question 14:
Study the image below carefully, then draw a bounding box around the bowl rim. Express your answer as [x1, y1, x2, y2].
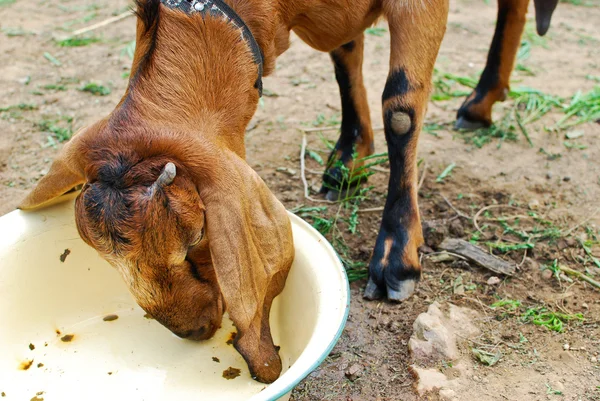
[265, 213, 350, 400]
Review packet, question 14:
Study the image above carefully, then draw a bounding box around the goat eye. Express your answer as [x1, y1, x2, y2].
[189, 228, 204, 247]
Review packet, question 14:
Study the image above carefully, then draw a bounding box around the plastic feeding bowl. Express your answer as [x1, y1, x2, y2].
[0, 193, 349, 401]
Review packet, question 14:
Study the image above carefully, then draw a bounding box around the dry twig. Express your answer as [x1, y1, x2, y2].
[71, 10, 134, 36]
[300, 133, 335, 204]
[559, 265, 600, 290]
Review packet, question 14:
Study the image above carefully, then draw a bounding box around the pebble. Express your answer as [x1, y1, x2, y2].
[563, 176, 571, 182]
[528, 199, 540, 210]
[541, 269, 553, 280]
[563, 343, 570, 351]
[487, 276, 501, 285]
[345, 363, 362, 382]
[591, 356, 597, 363]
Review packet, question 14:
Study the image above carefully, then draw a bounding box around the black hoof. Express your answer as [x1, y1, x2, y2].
[320, 185, 361, 202]
[454, 116, 486, 131]
[363, 277, 384, 300]
[387, 278, 417, 302]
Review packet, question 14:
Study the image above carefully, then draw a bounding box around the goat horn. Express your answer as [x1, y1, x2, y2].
[156, 162, 176, 187]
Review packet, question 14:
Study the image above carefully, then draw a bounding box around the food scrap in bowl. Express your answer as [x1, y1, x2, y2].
[226, 331, 236, 345]
[60, 334, 74, 342]
[19, 359, 34, 370]
[103, 314, 119, 322]
[212, 357, 220, 363]
[222, 367, 241, 380]
[59, 249, 71, 262]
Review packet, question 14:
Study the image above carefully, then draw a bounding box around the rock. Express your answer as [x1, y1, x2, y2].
[546, 172, 552, 179]
[449, 219, 465, 237]
[422, 220, 449, 249]
[563, 343, 570, 351]
[563, 176, 571, 182]
[591, 356, 597, 363]
[557, 239, 569, 251]
[345, 363, 362, 382]
[439, 388, 457, 401]
[409, 302, 480, 365]
[411, 366, 449, 395]
[487, 276, 501, 285]
[528, 199, 540, 210]
[275, 167, 296, 176]
[541, 269, 553, 280]
[523, 257, 539, 271]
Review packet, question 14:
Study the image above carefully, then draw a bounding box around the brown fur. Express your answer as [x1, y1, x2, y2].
[20, 0, 456, 381]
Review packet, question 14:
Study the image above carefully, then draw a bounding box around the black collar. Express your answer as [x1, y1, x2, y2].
[160, 0, 264, 96]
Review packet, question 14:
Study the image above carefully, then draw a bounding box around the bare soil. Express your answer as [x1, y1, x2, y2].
[1, 0, 599, 400]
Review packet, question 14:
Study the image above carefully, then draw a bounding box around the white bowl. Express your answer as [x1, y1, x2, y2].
[0, 193, 349, 401]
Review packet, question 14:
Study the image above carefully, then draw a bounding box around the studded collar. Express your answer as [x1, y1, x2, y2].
[160, 0, 264, 96]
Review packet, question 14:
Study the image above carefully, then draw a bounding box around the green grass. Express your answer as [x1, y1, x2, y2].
[38, 118, 74, 144]
[309, 113, 341, 128]
[560, 0, 595, 6]
[491, 299, 522, 311]
[2, 27, 31, 36]
[365, 27, 387, 37]
[56, 37, 100, 47]
[293, 149, 389, 281]
[121, 40, 136, 59]
[79, 82, 111, 96]
[486, 242, 534, 253]
[436, 163, 456, 183]
[522, 307, 584, 332]
[431, 69, 476, 101]
[545, 383, 563, 396]
[0, 0, 16, 6]
[554, 86, 600, 130]
[490, 299, 584, 332]
[0, 103, 37, 112]
[42, 84, 67, 91]
[472, 348, 502, 366]
[43, 52, 62, 66]
[461, 116, 519, 149]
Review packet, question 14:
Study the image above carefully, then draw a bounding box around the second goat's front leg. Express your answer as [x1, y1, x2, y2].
[321, 33, 374, 200]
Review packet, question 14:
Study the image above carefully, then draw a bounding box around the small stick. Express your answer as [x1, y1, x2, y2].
[559, 265, 600, 290]
[71, 10, 133, 36]
[418, 161, 428, 192]
[300, 133, 335, 204]
[357, 206, 384, 213]
[473, 204, 524, 234]
[561, 207, 600, 236]
[371, 166, 389, 173]
[441, 194, 470, 220]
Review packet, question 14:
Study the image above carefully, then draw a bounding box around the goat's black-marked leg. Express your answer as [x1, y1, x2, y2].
[365, 0, 448, 301]
[456, 0, 529, 129]
[321, 34, 373, 201]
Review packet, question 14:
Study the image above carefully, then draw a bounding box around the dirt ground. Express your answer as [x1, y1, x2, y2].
[1, 0, 599, 400]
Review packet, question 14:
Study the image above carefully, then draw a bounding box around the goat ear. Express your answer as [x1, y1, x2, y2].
[533, 0, 559, 36]
[201, 152, 294, 384]
[19, 126, 94, 210]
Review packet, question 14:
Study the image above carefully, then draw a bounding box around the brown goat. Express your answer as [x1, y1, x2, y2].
[18, 0, 560, 384]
